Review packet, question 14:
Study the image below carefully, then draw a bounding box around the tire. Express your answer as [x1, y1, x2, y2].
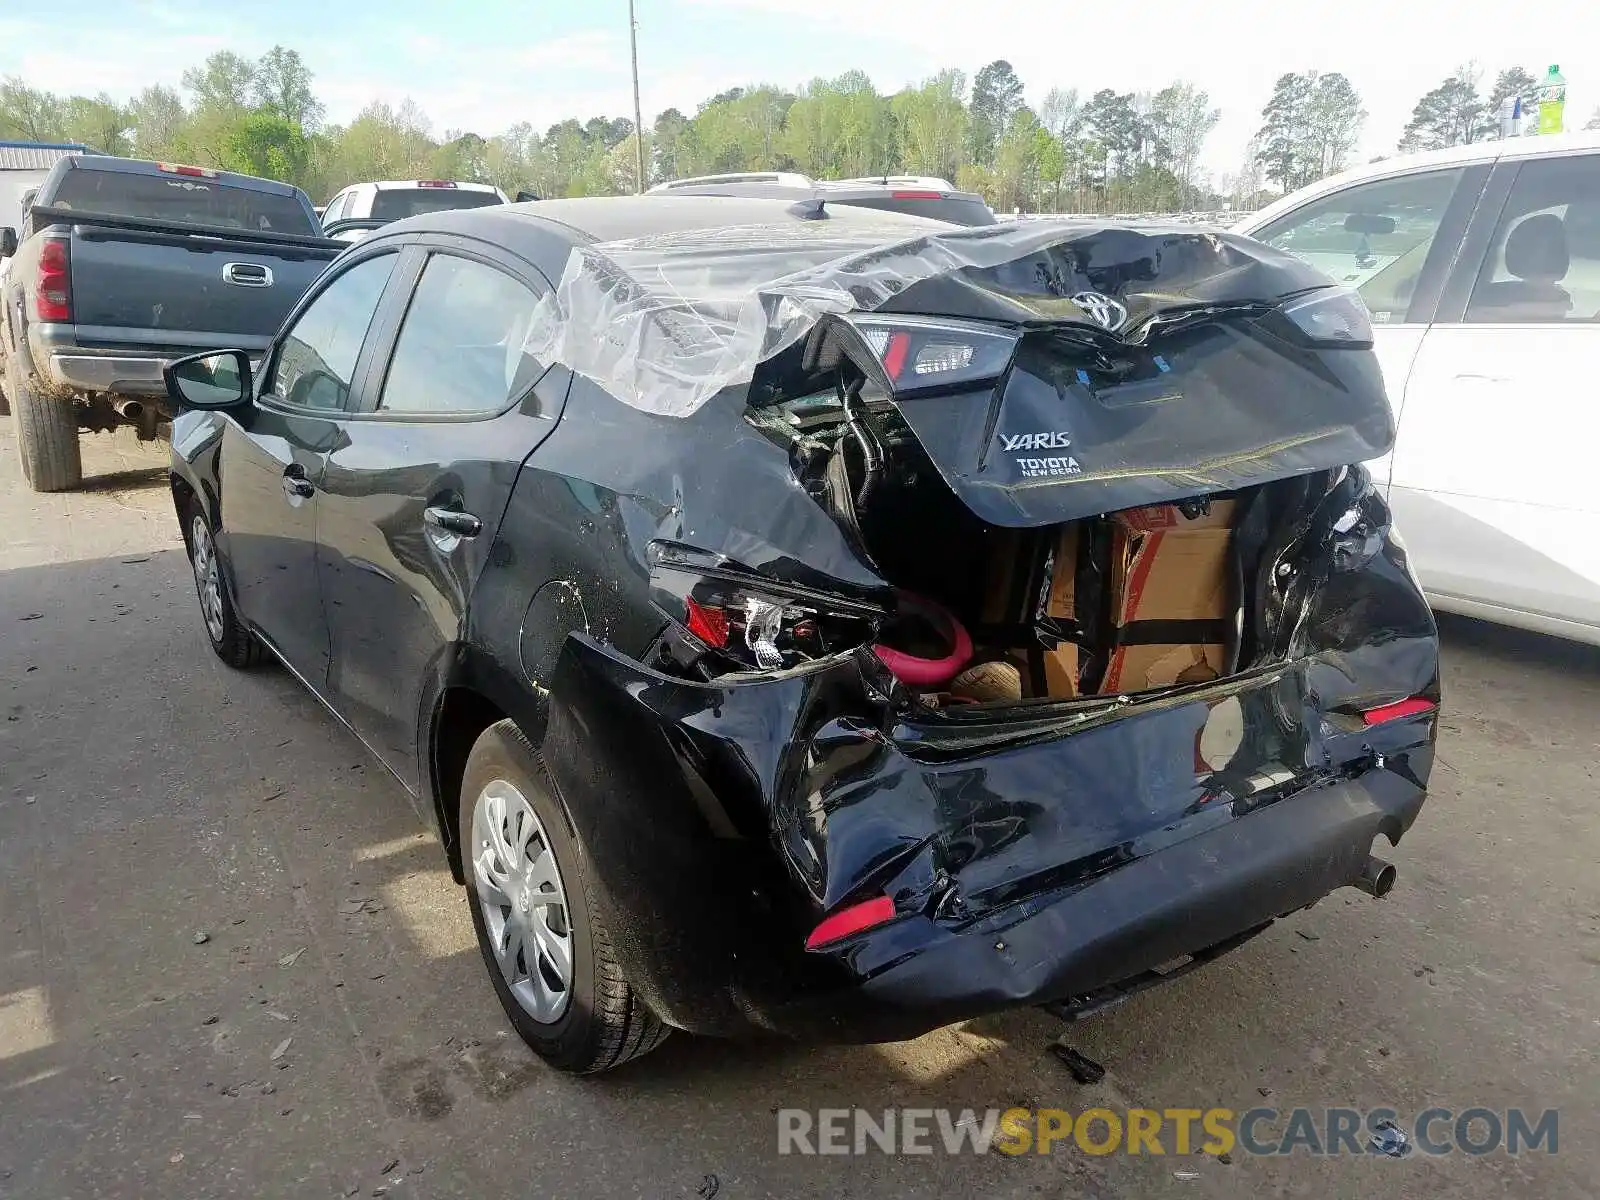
[8, 360, 81, 492]
[459, 719, 669, 1074]
[182, 500, 261, 669]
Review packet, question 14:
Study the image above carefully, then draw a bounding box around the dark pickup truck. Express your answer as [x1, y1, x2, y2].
[0, 155, 344, 491]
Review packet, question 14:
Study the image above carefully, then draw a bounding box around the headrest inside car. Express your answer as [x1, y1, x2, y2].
[1504, 213, 1570, 282]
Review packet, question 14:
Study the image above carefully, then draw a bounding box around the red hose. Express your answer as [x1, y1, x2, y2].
[872, 593, 973, 687]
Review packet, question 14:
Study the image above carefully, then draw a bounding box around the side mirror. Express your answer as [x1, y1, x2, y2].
[165, 350, 253, 410]
[515, 191, 540, 203]
[1344, 212, 1396, 236]
[0, 227, 16, 259]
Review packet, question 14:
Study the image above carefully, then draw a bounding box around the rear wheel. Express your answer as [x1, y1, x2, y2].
[459, 719, 669, 1074]
[7, 360, 82, 492]
[183, 502, 260, 668]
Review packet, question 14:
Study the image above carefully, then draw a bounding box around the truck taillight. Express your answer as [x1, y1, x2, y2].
[35, 237, 71, 322]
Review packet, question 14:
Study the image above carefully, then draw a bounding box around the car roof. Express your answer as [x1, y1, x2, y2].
[650, 178, 987, 204]
[390, 194, 948, 246]
[1239, 130, 1600, 232]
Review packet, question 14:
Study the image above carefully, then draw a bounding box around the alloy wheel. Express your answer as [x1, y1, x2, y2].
[470, 779, 574, 1023]
[189, 514, 226, 644]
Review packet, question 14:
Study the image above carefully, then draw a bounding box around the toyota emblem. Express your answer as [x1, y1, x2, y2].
[1070, 291, 1128, 332]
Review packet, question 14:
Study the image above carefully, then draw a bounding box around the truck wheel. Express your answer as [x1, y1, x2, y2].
[460, 719, 670, 1074]
[183, 501, 261, 669]
[8, 364, 82, 492]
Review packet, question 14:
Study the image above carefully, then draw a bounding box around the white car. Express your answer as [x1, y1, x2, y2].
[1236, 131, 1600, 646]
[320, 180, 509, 242]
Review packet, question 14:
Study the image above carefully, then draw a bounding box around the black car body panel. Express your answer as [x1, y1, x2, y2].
[168, 197, 1440, 1046]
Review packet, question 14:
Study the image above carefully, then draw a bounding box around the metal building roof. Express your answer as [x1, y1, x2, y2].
[0, 143, 95, 170]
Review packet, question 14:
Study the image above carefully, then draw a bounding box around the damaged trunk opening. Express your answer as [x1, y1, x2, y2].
[540, 278, 1438, 1043]
[516, 214, 1440, 1048]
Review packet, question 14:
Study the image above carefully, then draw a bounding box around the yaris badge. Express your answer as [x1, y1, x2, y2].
[1071, 291, 1128, 332]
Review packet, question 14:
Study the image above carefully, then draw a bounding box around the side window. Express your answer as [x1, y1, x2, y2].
[1253, 168, 1464, 324]
[267, 254, 396, 412]
[376, 254, 548, 416]
[322, 193, 348, 224]
[1466, 153, 1600, 324]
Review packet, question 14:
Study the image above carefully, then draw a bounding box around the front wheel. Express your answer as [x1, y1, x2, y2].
[183, 502, 260, 668]
[459, 719, 669, 1074]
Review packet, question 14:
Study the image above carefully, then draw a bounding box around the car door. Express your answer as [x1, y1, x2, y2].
[1388, 148, 1600, 639]
[315, 241, 569, 786]
[1246, 162, 1488, 490]
[219, 250, 400, 681]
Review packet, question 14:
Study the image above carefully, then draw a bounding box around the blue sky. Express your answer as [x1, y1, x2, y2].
[2, 0, 1596, 179]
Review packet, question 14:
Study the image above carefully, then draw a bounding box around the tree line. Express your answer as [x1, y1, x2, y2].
[1397, 64, 1600, 151]
[3, 47, 1597, 216]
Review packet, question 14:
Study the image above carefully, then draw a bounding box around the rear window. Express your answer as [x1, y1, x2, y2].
[369, 188, 503, 220]
[835, 195, 997, 227]
[50, 167, 315, 233]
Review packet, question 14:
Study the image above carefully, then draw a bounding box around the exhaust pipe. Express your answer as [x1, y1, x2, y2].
[1352, 855, 1397, 898]
[113, 398, 145, 421]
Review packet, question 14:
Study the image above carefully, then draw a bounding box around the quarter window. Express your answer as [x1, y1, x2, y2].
[267, 254, 396, 411]
[1252, 168, 1464, 324]
[1466, 152, 1600, 324]
[377, 254, 548, 416]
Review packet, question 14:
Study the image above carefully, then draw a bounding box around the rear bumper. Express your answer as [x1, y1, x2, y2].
[49, 352, 169, 396]
[539, 627, 1438, 1044]
[846, 767, 1425, 1038]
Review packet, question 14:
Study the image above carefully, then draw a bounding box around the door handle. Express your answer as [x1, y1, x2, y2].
[423, 507, 482, 538]
[222, 262, 274, 288]
[281, 464, 315, 500]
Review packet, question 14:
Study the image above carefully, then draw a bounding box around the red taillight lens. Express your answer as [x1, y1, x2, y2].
[1361, 697, 1436, 726]
[35, 237, 71, 322]
[684, 597, 730, 648]
[881, 331, 911, 380]
[890, 190, 943, 199]
[805, 895, 896, 949]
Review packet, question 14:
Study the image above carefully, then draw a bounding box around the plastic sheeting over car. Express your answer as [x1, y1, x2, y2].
[520, 217, 1339, 417]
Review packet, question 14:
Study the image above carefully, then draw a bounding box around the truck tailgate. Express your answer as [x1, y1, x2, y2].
[65, 220, 341, 352]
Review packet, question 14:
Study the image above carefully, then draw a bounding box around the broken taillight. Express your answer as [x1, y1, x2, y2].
[1360, 696, 1436, 726]
[805, 895, 896, 949]
[648, 542, 885, 673]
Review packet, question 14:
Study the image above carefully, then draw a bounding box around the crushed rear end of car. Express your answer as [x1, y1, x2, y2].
[529, 216, 1440, 1041]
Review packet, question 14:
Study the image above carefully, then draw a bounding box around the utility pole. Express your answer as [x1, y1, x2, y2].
[629, 0, 646, 192]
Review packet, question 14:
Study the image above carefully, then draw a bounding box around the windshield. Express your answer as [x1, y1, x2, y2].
[49, 168, 317, 234]
[370, 188, 503, 220]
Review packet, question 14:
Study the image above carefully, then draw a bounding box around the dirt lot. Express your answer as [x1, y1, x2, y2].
[2, 429, 1597, 1199]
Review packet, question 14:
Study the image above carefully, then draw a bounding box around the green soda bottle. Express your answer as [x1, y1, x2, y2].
[1537, 65, 1567, 135]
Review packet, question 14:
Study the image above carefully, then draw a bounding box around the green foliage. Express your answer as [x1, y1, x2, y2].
[1399, 67, 1491, 152]
[4, 45, 1386, 214]
[1254, 71, 1366, 190]
[222, 112, 310, 181]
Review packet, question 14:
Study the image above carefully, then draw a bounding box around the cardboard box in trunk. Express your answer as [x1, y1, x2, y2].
[1101, 500, 1236, 694]
[972, 525, 1080, 700]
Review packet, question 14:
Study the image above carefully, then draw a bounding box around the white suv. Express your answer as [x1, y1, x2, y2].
[321, 180, 509, 242]
[1236, 132, 1600, 646]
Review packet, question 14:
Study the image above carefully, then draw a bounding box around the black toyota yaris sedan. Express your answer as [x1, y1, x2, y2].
[165, 196, 1439, 1074]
